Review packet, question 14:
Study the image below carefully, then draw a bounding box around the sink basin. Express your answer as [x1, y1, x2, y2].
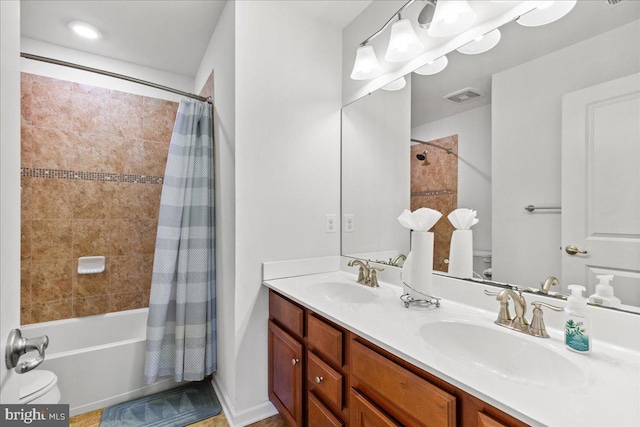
[419, 321, 587, 387]
[308, 282, 378, 303]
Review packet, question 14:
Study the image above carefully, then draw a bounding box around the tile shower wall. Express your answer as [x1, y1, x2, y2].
[20, 73, 178, 324]
[410, 135, 458, 272]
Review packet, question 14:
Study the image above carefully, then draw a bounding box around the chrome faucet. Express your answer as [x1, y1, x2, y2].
[484, 288, 562, 338]
[493, 289, 528, 332]
[348, 259, 383, 287]
[540, 276, 559, 294]
[389, 254, 407, 267]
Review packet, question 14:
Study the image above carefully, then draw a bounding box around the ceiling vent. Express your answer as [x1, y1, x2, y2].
[607, 0, 625, 5]
[442, 87, 484, 104]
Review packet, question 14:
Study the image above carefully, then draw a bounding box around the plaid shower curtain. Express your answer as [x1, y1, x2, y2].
[144, 99, 216, 384]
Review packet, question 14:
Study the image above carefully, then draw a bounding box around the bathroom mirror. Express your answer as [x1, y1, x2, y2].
[341, 1, 640, 312]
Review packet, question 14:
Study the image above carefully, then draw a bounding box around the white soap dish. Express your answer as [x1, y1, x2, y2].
[78, 256, 106, 274]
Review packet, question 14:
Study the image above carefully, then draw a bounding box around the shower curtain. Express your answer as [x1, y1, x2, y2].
[144, 98, 216, 384]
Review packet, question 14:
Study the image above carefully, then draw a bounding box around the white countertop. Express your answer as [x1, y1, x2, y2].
[263, 270, 640, 427]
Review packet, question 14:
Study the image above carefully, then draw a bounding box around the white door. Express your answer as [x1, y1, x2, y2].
[0, 0, 22, 404]
[562, 73, 640, 306]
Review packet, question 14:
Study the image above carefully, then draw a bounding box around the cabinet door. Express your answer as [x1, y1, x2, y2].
[351, 389, 400, 427]
[269, 321, 303, 427]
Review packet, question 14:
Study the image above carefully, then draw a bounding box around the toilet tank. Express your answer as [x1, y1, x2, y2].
[473, 250, 492, 279]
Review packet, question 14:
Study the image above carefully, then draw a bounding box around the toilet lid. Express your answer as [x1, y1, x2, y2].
[19, 370, 58, 402]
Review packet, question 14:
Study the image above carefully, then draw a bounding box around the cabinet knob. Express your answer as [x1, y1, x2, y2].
[291, 358, 299, 366]
[315, 376, 324, 384]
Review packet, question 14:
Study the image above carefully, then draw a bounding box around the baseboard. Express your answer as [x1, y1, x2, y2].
[211, 378, 278, 427]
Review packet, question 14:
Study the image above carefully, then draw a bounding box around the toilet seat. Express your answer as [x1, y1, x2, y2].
[19, 370, 61, 404]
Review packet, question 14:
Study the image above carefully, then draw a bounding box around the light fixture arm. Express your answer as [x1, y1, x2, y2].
[360, 0, 429, 46]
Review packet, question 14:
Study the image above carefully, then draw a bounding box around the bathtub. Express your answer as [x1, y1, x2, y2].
[21, 308, 179, 416]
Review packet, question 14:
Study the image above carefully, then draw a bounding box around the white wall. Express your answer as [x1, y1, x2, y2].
[195, 1, 343, 423]
[233, 0, 342, 415]
[0, 0, 22, 403]
[21, 38, 193, 102]
[342, 83, 411, 258]
[492, 20, 640, 288]
[412, 104, 492, 253]
[193, 0, 238, 416]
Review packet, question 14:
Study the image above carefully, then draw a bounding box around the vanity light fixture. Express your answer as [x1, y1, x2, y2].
[350, 0, 429, 80]
[385, 18, 425, 62]
[456, 29, 501, 55]
[381, 77, 407, 91]
[350, 0, 577, 82]
[428, 0, 477, 38]
[350, 45, 383, 80]
[417, 0, 437, 30]
[413, 55, 448, 75]
[68, 21, 102, 40]
[516, 0, 577, 27]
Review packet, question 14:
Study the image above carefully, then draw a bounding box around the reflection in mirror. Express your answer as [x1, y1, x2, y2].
[341, 1, 640, 313]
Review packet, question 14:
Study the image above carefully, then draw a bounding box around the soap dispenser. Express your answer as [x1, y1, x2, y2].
[588, 275, 622, 308]
[565, 285, 591, 354]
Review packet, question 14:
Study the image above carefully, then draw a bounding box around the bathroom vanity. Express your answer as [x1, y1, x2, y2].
[264, 265, 640, 427]
[268, 290, 525, 427]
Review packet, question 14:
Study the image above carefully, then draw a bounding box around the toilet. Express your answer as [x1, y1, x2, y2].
[19, 370, 61, 404]
[473, 250, 492, 279]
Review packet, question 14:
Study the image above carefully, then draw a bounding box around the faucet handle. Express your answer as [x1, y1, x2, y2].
[484, 289, 501, 297]
[529, 301, 564, 338]
[369, 268, 381, 287]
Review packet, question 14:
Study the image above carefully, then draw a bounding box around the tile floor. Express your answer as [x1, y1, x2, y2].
[69, 409, 287, 427]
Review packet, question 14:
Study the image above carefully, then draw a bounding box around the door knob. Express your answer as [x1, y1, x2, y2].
[5, 329, 49, 374]
[565, 245, 588, 255]
[291, 358, 299, 366]
[315, 376, 324, 384]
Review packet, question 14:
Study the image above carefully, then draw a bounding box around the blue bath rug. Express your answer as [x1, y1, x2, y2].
[99, 381, 221, 427]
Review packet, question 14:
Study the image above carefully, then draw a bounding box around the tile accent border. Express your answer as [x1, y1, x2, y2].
[21, 168, 163, 185]
[411, 189, 453, 197]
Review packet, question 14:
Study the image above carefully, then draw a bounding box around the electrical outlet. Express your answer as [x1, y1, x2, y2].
[344, 214, 355, 233]
[325, 214, 337, 233]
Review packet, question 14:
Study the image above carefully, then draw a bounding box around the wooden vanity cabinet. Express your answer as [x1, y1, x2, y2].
[268, 291, 349, 427]
[269, 290, 305, 427]
[268, 289, 530, 427]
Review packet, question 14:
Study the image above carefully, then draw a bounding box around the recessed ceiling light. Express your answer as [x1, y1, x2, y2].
[68, 21, 102, 40]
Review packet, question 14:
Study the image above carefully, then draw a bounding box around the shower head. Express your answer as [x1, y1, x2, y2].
[416, 150, 428, 161]
[418, 0, 437, 30]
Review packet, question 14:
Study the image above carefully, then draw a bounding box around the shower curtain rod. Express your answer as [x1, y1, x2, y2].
[411, 138, 453, 154]
[21, 52, 212, 104]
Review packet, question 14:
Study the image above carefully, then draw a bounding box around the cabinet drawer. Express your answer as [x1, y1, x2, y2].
[351, 389, 400, 427]
[269, 290, 304, 339]
[307, 350, 343, 411]
[478, 412, 511, 427]
[351, 340, 456, 427]
[308, 392, 344, 427]
[307, 313, 343, 366]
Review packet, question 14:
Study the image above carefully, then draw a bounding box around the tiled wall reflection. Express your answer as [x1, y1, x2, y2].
[20, 73, 179, 324]
[410, 135, 459, 272]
